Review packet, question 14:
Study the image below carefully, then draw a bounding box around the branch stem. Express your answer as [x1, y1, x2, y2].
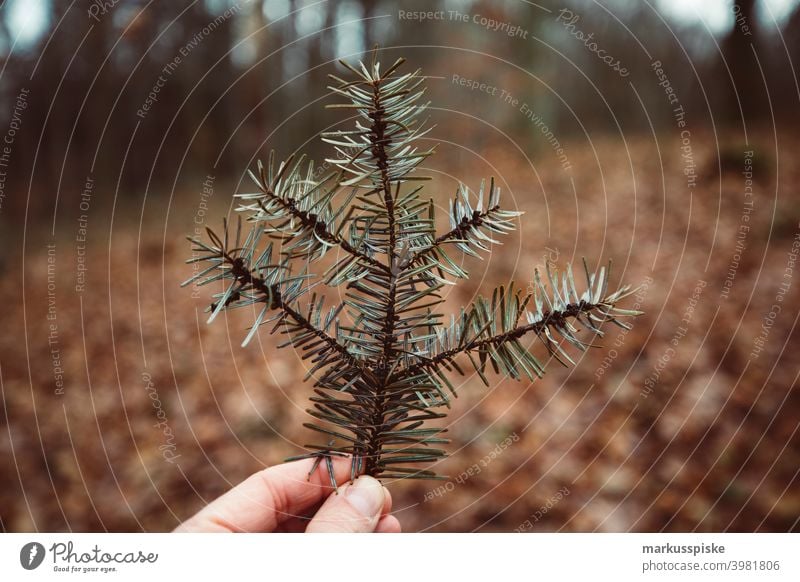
[255, 183, 390, 275]
[223, 253, 362, 370]
[395, 300, 595, 381]
[364, 72, 399, 476]
[403, 205, 500, 269]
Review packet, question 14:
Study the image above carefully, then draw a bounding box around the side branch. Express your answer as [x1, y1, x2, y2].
[403, 205, 500, 269]
[394, 265, 642, 384]
[423, 301, 593, 371]
[221, 251, 364, 372]
[254, 181, 390, 275]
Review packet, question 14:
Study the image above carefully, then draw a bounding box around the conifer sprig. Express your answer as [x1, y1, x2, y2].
[183, 50, 641, 484]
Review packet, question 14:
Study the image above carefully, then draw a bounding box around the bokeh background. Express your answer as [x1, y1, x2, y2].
[1, 0, 799, 532]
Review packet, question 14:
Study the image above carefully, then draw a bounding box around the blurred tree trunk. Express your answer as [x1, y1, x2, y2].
[722, 0, 765, 126]
[242, 2, 270, 154]
[361, 0, 375, 52]
[781, 5, 800, 123]
[310, 2, 334, 91]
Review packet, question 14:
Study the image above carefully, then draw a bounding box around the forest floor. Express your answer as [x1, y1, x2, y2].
[2, 129, 798, 532]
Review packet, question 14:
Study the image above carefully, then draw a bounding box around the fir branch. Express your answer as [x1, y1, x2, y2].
[183, 50, 643, 486]
[419, 300, 600, 376]
[222, 251, 362, 371]
[182, 220, 366, 378]
[402, 179, 521, 276]
[404, 261, 642, 384]
[238, 154, 390, 276]
[322, 54, 434, 189]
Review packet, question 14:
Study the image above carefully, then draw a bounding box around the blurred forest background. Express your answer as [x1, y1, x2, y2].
[1, 0, 798, 532]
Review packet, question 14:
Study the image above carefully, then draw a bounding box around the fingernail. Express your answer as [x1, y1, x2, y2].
[346, 476, 385, 517]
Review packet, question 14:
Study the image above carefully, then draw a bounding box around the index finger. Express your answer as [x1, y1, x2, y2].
[174, 456, 354, 532]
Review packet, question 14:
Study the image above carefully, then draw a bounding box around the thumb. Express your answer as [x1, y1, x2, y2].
[306, 476, 387, 533]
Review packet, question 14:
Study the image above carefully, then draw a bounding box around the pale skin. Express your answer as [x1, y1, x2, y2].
[174, 456, 402, 533]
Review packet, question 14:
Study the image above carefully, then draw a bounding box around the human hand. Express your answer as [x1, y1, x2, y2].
[174, 456, 401, 533]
